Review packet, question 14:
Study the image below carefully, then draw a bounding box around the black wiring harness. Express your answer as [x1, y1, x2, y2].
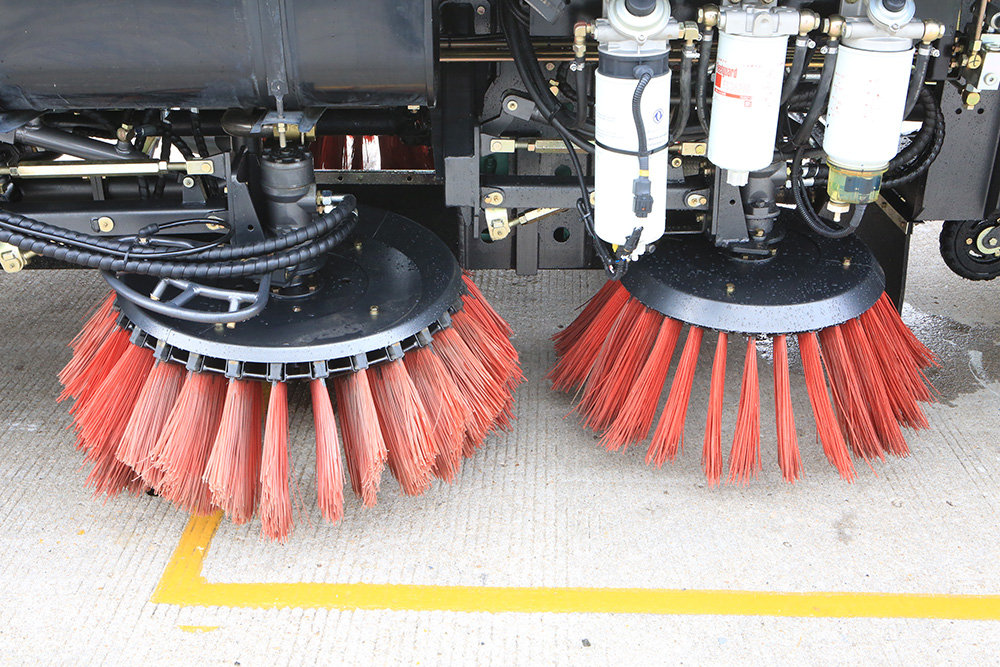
[0, 195, 358, 280]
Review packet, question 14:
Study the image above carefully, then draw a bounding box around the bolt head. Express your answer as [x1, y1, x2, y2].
[182, 176, 196, 188]
[369, 305, 379, 316]
[97, 216, 115, 233]
[476, 4, 485, 14]
[506, 99, 519, 112]
[726, 283, 735, 295]
[671, 156, 683, 168]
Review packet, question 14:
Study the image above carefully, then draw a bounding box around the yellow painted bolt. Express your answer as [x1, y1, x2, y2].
[97, 216, 115, 233]
[370, 305, 379, 316]
[842, 256, 852, 268]
[726, 283, 735, 295]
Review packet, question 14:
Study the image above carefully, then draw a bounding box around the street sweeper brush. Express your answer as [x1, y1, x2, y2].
[58, 210, 521, 542]
[549, 222, 937, 485]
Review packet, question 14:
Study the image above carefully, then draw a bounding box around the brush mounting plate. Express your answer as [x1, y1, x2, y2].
[110, 207, 463, 381]
[624, 220, 885, 335]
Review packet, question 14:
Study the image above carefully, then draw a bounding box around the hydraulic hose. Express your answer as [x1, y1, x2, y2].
[696, 27, 714, 135]
[672, 44, 695, 142]
[791, 37, 839, 147]
[791, 146, 862, 239]
[903, 44, 932, 118]
[781, 35, 810, 106]
[0, 196, 358, 279]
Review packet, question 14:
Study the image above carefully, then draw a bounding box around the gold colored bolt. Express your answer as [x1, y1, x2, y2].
[991, 238, 998, 247]
[97, 216, 115, 233]
[476, 4, 486, 14]
[226, 322, 236, 329]
[200, 162, 213, 174]
[726, 283, 735, 295]
[293, 306, 302, 313]
[671, 156, 683, 168]
[354, 241, 363, 251]
[842, 256, 852, 268]
[545, 62, 556, 71]
[694, 144, 706, 155]
[686, 193, 708, 208]
[754, 229, 766, 238]
[964, 90, 981, 108]
[967, 237, 974, 245]
[370, 305, 379, 316]
[506, 99, 519, 112]
[483, 192, 504, 206]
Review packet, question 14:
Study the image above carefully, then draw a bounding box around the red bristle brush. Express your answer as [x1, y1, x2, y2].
[58, 293, 117, 398]
[117, 360, 186, 487]
[404, 346, 472, 483]
[62, 326, 131, 410]
[728, 337, 761, 485]
[599, 317, 682, 451]
[647, 326, 703, 467]
[798, 332, 855, 481]
[205, 379, 263, 524]
[553, 274, 936, 484]
[433, 326, 513, 456]
[772, 335, 802, 483]
[333, 368, 387, 506]
[73, 343, 155, 496]
[311, 378, 344, 524]
[702, 332, 728, 487]
[260, 381, 293, 542]
[577, 300, 660, 433]
[152, 370, 227, 515]
[370, 360, 436, 496]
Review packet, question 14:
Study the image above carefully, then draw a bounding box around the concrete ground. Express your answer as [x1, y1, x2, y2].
[1, 221, 999, 665]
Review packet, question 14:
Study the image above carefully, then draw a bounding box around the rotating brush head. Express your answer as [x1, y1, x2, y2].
[57, 209, 521, 542]
[550, 229, 938, 485]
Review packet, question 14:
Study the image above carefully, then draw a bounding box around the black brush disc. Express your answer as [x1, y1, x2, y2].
[112, 207, 463, 380]
[622, 217, 885, 335]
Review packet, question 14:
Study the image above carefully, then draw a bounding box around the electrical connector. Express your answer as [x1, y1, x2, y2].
[632, 176, 653, 217]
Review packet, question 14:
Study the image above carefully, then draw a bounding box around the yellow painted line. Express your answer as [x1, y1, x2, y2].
[178, 625, 219, 633]
[152, 513, 1000, 619]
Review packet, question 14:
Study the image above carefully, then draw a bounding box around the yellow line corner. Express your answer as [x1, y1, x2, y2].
[152, 513, 1000, 620]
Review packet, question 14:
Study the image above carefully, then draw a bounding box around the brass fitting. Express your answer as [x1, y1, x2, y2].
[698, 4, 720, 29]
[681, 21, 700, 44]
[824, 14, 846, 39]
[572, 21, 592, 59]
[798, 9, 820, 36]
[963, 89, 982, 109]
[921, 19, 946, 44]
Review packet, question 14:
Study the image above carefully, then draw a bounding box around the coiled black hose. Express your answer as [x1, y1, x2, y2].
[0, 196, 358, 279]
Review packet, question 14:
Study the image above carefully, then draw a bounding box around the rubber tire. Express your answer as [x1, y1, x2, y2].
[939, 219, 1000, 281]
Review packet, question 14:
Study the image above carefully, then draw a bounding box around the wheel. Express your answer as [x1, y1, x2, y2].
[939, 218, 1000, 281]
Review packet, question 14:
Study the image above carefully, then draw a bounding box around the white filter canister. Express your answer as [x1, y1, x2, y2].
[823, 44, 915, 171]
[594, 68, 670, 249]
[706, 32, 788, 186]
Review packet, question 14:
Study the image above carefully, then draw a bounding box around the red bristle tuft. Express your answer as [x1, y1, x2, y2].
[74, 344, 155, 462]
[260, 381, 293, 542]
[58, 293, 117, 397]
[773, 335, 802, 483]
[552, 280, 625, 357]
[600, 317, 683, 451]
[579, 303, 662, 432]
[647, 326, 704, 467]
[452, 308, 524, 393]
[205, 379, 263, 525]
[63, 327, 131, 410]
[311, 378, 344, 524]
[433, 327, 511, 454]
[575, 299, 649, 431]
[798, 332, 855, 482]
[85, 456, 139, 500]
[333, 369, 387, 506]
[818, 326, 882, 462]
[153, 371, 227, 515]
[547, 282, 631, 392]
[461, 273, 513, 338]
[727, 337, 761, 485]
[117, 361, 186, 487]
[405, 346, 472, 483]
[370, 361, 436, 496]
[702, 331, 728, 487]
[858, 306, 931, 428]
[874, 293, 938, 368]
[841, 319, 908, 457]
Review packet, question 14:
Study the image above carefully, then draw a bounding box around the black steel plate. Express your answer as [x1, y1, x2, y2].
[113, 207, 462, 377]
[622, 222, 885, 335]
